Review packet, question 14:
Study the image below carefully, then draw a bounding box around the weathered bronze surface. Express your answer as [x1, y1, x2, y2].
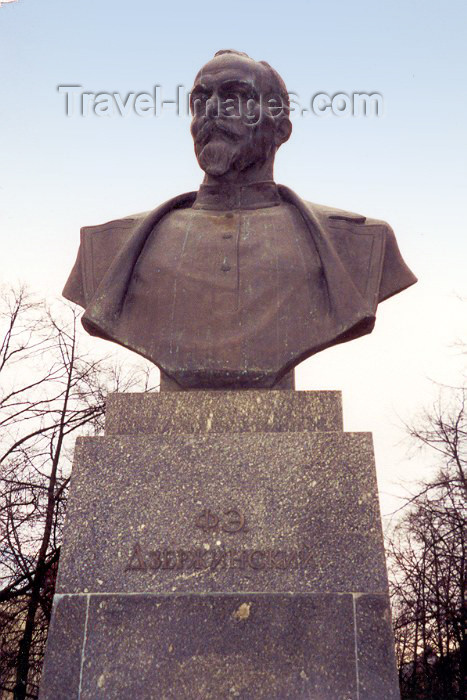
[63, 50, 416, 389]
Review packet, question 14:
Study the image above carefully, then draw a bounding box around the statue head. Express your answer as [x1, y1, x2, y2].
[190, 50, 292, 182]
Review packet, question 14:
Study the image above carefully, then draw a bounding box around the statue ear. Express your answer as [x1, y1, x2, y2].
[274, 118, 292, 147]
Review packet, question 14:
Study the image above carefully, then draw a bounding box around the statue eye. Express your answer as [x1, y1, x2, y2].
[192, 92, 209, 104]
[220, 96, 242, 116]
[190, 90, 210, 115]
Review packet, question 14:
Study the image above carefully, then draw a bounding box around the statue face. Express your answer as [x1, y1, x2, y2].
[190, 54, 284, 178]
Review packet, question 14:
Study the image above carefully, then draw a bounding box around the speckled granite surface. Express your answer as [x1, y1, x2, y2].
[40, 391, 400, 700]
[104, 390, 343, 435]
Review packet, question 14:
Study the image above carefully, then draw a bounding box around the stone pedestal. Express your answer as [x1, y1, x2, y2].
[40, 391, 400, 699]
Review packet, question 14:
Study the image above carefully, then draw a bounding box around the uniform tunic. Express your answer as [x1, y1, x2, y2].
[63, 182, 417, 388]
[132, 185, 324, 382]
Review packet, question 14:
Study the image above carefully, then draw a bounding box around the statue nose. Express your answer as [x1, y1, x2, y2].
[206, 93, 220, 119]
[206, 104, 218, 119]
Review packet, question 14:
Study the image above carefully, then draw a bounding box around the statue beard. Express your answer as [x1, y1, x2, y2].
[197, 137, 242, 177]
[193, 120, 274, 178]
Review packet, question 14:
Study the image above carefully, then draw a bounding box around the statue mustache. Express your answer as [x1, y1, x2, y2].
[193, 119, 245, 148]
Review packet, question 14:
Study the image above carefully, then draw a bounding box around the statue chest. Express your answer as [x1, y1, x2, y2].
[133, 203, 324, 343]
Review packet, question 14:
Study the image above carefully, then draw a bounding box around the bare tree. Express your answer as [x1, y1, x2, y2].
[388, 388, 466, 699]
[0, 285, 157, 700]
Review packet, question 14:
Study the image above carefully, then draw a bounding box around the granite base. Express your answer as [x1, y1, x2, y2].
[40, 391, 399, 699]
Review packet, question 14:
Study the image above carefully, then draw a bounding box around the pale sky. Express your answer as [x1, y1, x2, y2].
[1, 0, 466, 518]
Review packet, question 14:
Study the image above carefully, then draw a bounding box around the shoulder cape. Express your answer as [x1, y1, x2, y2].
[63, 185, 417, 381]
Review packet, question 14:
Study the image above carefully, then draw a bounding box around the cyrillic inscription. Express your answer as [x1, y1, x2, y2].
[125, 506, 312, 573]
[194, 507, 247, 534]
[125, 542, 312, 572]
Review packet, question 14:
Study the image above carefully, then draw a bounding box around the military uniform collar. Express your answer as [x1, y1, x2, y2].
[193, 180, 281, 211]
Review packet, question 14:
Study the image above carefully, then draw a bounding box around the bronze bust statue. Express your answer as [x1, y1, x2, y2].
[63, 50, 416, 390]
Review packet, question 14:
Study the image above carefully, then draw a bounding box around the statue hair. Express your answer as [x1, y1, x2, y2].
[213, 49, 290, 115]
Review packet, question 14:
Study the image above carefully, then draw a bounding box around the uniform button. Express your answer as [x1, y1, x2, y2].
[221, 260, 231, 272]
[222, 233, 233, 239]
